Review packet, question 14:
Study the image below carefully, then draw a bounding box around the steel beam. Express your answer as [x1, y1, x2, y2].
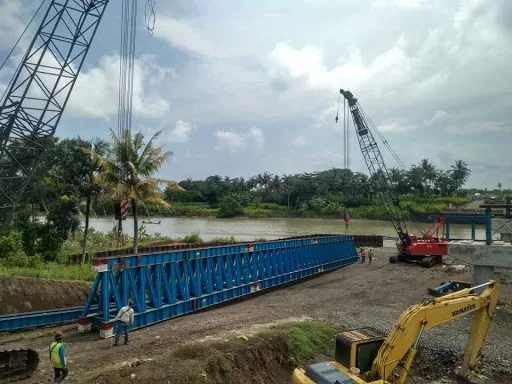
[0, 306, 84, 331]
[79, 235, 357, 338]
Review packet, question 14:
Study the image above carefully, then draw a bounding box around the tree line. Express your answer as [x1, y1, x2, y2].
[1, 130, 471, 260]
[166, 159, 471, 216]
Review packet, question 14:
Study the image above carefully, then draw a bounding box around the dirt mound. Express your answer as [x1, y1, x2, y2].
[88, 335, 293, 384]
[0, 277, 90, 314]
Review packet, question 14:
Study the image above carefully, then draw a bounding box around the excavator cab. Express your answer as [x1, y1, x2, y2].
[292, 328, 386, 384]
[335, 328, 386, 373]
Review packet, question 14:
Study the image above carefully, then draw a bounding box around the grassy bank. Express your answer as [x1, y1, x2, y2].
[145, 196, 470, 220]
[0, 231, 247, 282]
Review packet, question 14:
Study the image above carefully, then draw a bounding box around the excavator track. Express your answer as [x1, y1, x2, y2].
[0, 349, 39, 383]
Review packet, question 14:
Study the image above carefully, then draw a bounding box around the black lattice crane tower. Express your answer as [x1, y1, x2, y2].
[0, 0, 110, 229]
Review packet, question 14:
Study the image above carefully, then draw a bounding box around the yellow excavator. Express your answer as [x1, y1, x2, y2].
[292, 280, 500, 384]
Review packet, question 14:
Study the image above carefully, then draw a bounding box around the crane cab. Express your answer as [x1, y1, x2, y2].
[291, 328, 386, 384]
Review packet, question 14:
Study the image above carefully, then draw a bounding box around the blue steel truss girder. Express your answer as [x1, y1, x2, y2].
[0, 305, 105, 332]
[81, 235, 357, 334]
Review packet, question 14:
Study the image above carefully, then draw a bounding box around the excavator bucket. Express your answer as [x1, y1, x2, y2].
[0, 348, 39, 383]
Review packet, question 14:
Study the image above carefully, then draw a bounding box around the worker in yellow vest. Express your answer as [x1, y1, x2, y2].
[49, 331, 68, 383]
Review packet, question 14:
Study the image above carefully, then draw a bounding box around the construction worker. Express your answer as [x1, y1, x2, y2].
[359, 247, 367, 263]
[113, 299, 135, 346]
[49, 331, 68, 383]
[368, 247, 374, 264]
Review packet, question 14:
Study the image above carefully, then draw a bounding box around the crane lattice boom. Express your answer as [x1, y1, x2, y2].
[0, 0, 110, 228]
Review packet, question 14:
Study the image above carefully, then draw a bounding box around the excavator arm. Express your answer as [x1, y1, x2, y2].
[370, 281, 500, 383]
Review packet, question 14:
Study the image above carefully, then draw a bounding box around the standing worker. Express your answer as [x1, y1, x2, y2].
[49, 331, 68, 383]
[359, 247, 367, 263]
[368, 247, 374, 264]
[113, 299, 135, 346]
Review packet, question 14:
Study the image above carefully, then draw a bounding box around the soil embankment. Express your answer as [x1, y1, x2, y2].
[0, 277, 90, 314]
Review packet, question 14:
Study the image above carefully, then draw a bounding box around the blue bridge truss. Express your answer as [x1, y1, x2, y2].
[79, 235, 357, 337]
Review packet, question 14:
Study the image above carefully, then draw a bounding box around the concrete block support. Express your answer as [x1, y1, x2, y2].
[473, 266, 495, 293]
[448, 242, 512, 267]
[448, 241, 512, 292]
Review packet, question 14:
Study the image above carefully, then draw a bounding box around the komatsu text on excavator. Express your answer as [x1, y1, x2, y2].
[292, 280, 500, 384]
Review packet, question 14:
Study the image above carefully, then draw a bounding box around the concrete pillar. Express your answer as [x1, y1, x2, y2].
[471, 223, 476, 241]
[485, 208, 492, 244]
[473, 265, 494, 293]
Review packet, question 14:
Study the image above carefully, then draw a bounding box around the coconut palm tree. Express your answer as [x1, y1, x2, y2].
[450, 160, 471, 195]
[80, 137, 109, 263]
[419, 158, 436, 195]
[85, 129, 172, 253]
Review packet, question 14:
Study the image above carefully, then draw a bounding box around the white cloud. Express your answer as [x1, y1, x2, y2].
[372, 0, 433, 8]
[294, 136, 307, 146]
[154, 17, 217, 56]
[167, 120, 196, 142]
[424, 110, 447, 125]
[67, 54, 174, 119]
[315, 103, 340, 130]
[378, 122, 417, 132]
[267, 36, 418, 97]
[213, 127, 264, 154]
[249, 127, 265, 151]
[0, 1, 32, 48]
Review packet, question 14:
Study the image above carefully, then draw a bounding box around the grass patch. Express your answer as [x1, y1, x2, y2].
[182, 233, 203, 243]
[0, 262, 96, 281]
[210, 236, 238, 243]
[173, 343, 213, 360]
[285, 321, 337, 364]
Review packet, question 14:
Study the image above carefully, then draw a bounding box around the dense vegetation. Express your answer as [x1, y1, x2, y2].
[0, 130, 487, 269]
[0, 130, 171, 266]
[164, 159, 473, 218]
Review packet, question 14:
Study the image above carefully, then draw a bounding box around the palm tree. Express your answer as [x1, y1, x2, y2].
[450, 160, 471, 195]
[80, 137, 109, 263]
[419, 159, 436, 195]
[86, 129, 172, 253]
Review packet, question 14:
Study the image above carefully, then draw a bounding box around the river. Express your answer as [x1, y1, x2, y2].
[85, 216, 491, 242]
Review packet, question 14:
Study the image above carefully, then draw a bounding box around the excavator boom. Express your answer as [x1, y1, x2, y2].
[370, 281, 500, 382]
[292, 280, 500, 384]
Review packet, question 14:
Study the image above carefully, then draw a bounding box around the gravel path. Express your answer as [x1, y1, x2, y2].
[2, 247, 511, 383]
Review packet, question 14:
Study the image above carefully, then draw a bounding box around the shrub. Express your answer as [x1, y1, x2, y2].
[217, 196, 244, 218]
[0, 230, 24, 258]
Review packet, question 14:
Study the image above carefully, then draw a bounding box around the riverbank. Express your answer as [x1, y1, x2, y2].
[114, 197, 472, 221]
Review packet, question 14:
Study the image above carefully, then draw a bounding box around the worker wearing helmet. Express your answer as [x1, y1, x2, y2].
[113, 298, 135, 346]
[49, 331, 68, 383]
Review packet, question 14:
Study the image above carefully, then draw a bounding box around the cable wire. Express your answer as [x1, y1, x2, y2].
[145, 0, 156, 35]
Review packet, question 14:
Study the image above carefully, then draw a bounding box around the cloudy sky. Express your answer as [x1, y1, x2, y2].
[1, 0, 511, 188]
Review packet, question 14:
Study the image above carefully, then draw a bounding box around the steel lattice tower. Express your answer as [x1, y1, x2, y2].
[0, 0, 110, 228]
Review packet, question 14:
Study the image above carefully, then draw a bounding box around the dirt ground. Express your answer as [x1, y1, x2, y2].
[1, 247, 511, 384]
[0, 277, 90, 315]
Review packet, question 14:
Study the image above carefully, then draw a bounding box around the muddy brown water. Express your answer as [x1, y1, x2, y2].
[86, 216, 492, 241]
